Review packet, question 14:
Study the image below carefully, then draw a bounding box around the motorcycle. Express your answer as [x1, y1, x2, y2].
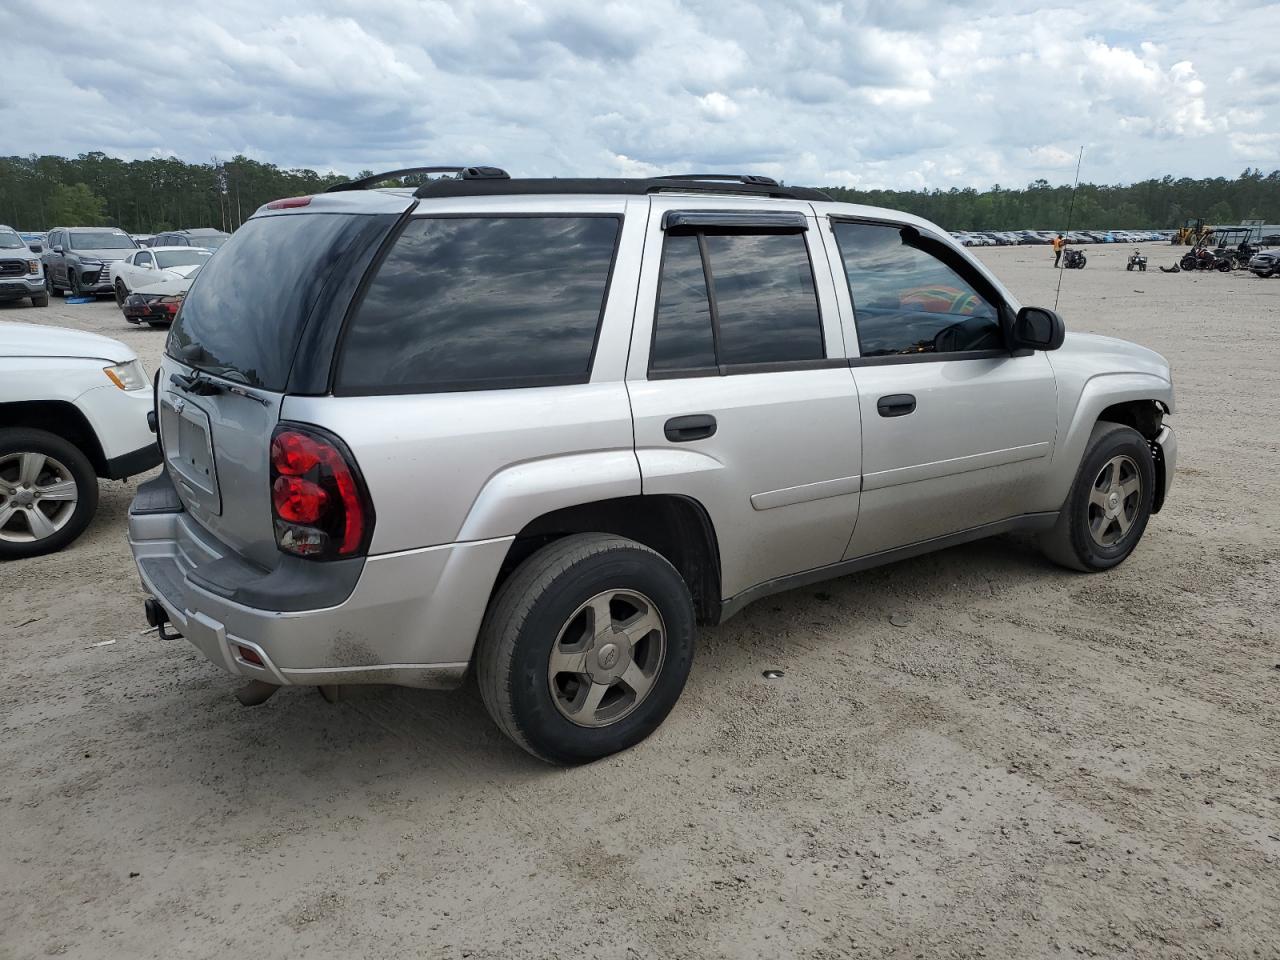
[1179, 248, 1232, 273]
[1062, 248, 1087, 269]
[1126, 249, 1147, 272]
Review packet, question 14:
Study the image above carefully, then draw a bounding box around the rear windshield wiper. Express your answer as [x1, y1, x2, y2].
[169, 370, 269, 406]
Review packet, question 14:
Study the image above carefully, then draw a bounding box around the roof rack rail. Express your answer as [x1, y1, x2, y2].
[413, 176, 831, 201]
[326, 165, 510, 193]
[654, 174, 782, 187]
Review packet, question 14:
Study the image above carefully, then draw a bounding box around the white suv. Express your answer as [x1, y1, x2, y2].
[1, 322, 159, 557]
[128, 168, 1176, 763]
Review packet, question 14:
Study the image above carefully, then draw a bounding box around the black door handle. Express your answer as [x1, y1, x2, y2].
[877, 394, 916, 417]
[665, 414, 717, 442]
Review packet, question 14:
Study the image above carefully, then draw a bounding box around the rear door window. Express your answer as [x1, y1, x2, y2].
[336, 216, 621, 394]
[650, 228, 824, 375]
[832, 221, 1004, 357]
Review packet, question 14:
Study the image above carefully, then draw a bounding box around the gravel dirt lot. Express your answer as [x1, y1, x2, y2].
[2, 243, 1278, 960]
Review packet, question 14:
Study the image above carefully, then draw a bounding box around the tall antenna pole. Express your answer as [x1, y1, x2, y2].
[1054, 145, 1085, 312]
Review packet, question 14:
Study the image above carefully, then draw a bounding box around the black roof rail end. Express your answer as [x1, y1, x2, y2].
[327, 165, 510, 193]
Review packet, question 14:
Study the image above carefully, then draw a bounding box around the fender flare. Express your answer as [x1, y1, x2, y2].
[455, 449, 642, 542]
[1046, 372, 1173, 507]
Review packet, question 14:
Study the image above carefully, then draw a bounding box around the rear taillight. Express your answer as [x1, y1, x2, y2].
[269, 424, 374, 560]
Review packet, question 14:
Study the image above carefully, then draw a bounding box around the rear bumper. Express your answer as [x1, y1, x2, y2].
[123, 300, 179, 323]
[127, 473, 511, 688]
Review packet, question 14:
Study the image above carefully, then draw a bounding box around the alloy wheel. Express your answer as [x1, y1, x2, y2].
[0, 452, 80, 543]
[547, 589, 667, 728]
[1087, 454, 1141, 548]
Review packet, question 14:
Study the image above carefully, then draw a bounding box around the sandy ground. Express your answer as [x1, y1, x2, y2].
[1, 243, 1278, 960]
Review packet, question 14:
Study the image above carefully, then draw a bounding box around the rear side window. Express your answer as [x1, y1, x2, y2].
[337, 216, 620, 394]
[832, 222, 1003, 357]
[169, 212, 390, 390]
[650, 229, 823, 374]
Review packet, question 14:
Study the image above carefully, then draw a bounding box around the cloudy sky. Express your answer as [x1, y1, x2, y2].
[3, 0, 1278, 190]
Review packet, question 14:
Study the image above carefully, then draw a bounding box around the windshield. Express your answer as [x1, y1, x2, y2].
[0, 230, 26, 249]
[155, 249, 213, 268]
[169, 212, 390, 390]
[70, 231, 137, 250]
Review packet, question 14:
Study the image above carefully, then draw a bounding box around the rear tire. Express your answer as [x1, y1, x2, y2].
[1039, 422, 1155, 573]
[0, 428, 99, 560]
[476, 534, 696, 764]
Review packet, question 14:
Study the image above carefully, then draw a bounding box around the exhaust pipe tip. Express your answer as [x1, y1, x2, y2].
[235, 679, 280, 707]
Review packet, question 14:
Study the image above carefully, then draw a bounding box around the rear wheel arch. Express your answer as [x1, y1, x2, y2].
[494, 494, 723, 625]
[0, 401, 108, 476]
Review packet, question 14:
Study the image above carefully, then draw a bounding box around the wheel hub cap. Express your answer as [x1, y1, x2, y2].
[547, 589, 667, 728]
[0, 451, 79, 543]
[1087, 454, 1141, 548]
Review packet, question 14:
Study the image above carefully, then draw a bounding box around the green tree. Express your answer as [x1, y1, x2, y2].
[48, 182, 104, 225]
[1205, 200, 1234, 226]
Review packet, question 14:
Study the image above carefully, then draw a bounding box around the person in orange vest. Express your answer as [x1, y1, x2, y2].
[1053, 234, 1065, 267]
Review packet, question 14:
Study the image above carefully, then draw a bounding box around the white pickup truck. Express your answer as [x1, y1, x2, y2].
[0, 321, 159, 558]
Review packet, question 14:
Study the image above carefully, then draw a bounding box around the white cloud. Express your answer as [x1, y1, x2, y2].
[0, 0, 1275, 190]
[697, 92, 741, 121]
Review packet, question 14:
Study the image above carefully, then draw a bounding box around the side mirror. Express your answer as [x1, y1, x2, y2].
[53, 244, 64, 254]
[1012, 306, 1066, 351]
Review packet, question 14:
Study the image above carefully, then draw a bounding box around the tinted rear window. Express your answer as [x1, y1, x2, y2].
[336, 216, 620, 394]
[168, 213, 382, 390]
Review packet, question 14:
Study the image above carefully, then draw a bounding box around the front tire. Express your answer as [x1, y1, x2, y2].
[114, 279, 128, 307]
[0, 428, 99, 560]
[476, 534, 696, 764]
[1039, 422, 1155, 572]
[30, 291, 49, 307]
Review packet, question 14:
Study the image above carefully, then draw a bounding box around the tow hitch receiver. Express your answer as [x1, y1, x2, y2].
[144, 598, 183, 641]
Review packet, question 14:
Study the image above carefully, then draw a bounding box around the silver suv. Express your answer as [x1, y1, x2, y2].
[128, 167, 1177, 763]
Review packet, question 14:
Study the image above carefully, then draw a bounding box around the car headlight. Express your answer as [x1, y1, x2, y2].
[80, 257, 103, 266]
[26, 259, 39, 274]
[103, 359, 148, 391]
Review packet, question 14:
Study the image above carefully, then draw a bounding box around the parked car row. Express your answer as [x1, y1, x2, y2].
[0, 224, 223, 324]
[951, 229, 1173, 247]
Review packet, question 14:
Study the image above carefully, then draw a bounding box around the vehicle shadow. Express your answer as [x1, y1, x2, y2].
[130, 531, 1065, 799]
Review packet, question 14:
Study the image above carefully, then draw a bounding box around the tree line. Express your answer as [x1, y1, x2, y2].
[1, 152, 1278, 233]
[824, 169, 1280, 231]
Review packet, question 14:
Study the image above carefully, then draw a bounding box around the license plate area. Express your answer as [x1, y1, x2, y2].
[160, 392, 221, 515]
